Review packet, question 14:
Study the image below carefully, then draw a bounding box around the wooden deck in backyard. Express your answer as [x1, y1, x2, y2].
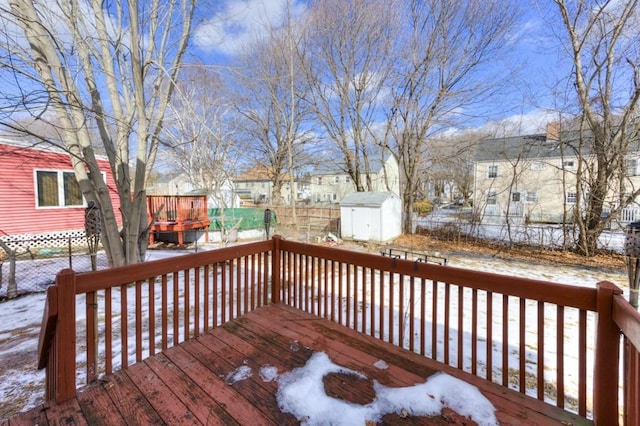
[5, 304, 590, 426]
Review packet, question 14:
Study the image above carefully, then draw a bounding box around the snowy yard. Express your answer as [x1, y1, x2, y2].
[0, 243, 630, 421]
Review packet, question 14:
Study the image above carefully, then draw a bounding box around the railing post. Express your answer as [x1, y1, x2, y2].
[54, 268, 77, 402]
[271, 235, 281, 304]
[593, 281, 623, 424]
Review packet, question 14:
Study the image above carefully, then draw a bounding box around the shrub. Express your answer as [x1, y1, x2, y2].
[413, 201, 432, 216]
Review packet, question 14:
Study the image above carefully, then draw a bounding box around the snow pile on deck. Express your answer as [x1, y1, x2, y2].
[274, 351, 498, 426]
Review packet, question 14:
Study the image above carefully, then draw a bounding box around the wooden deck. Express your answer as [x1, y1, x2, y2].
[6, 304, 591, 425]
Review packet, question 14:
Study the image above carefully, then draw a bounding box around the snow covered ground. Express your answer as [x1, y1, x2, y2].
[0, 242, 630, 422]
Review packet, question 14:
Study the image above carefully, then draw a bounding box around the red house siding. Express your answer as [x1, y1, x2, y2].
[0, 143, 121, 236]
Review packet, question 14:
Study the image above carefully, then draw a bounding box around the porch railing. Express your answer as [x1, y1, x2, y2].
[147, 195, 209, 224]
[38, 235, 640, 424]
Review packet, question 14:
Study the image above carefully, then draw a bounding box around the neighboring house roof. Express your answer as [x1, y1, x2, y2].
[235, 164, 291, 182]
[475, 128, 640, 162]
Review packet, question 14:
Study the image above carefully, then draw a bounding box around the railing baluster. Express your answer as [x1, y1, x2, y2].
[471, 288, 477, 375]
[172, 271, 179, 345]
[204, 265, 210, 330]
[346, 265, 351, 329]
[579, 309, 587, 416]
[519, 298, 526, 394]
[444, 283, 450, 365]
[387, 272, 393, 345]
[486, 290, 493, 382]
[236, 257, 242, 318]
[324, 258, 329, 320]
[86, 290, 97, 383]
[105, 287, 113, 375]
[136, 280, 142, 362]
[148, 277, 155, 356]
[556, 305, 564, 408]
[502, 294, 509, 388]
[121, 283, 128, 369]
[195, 266, 201, 337]
[184, 270, 190, 341]
[458, 285, 464, 369]
[161, 275, 167, 352]
[338, 262, 344, 326]
[226, 261, 233, 321]
[354, 266, 359, 333]
[379, 270, 385, 342]
[537, 301, 544, 400]
[431, 280, 438, 361]
[212, 263, 219, 327]
[420, 278, 426, 356]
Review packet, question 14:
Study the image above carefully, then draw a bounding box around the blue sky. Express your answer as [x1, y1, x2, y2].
[188, 0, 573, 137]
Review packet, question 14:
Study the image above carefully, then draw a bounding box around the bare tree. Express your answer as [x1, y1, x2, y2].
[161, 66, 243, 231]
[552, 0, 640, 256]
[231, 12, 311, 207]
[0, 0, 196, 266]
[383, 0, 522, 233]
[299, 0, 399, 192]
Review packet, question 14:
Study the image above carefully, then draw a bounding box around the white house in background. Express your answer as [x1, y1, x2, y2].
[234, 164, 296, 206]
[310, 154, 400, 205]
[148, 173, 239, 208]
[148, 173, 194, 195]
[473, 123, 640, 226]
[340, 191, 402, 243]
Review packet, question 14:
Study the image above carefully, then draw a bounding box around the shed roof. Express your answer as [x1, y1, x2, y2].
[340, 191, 398, 207]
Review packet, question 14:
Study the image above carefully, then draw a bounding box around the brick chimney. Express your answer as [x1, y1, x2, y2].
[546, 122, 560, 141]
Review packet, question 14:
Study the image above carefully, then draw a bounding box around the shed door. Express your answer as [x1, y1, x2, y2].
[351, 207, 370, 241]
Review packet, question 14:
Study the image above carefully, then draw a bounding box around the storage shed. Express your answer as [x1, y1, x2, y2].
[340, 192, 402, 243]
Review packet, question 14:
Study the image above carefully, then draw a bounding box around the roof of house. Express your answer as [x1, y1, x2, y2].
[340, 191, 399, 207]
[475, 128, 640, 162]
[235, 164, 292, 182]
[474, 130, 587, 162]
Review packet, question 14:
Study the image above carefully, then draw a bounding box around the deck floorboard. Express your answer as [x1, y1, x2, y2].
[5, 303, 592, 426]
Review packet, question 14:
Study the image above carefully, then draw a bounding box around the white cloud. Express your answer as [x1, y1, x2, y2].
[477, 109, 561, 137]
[193, 0, 306, 56]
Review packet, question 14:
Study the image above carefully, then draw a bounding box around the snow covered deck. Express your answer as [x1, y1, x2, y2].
[11, 236, 640, 424]
[7, 304, 588, 425]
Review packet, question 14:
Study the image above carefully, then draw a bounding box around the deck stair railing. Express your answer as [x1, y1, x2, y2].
[38, 235, 640, 424]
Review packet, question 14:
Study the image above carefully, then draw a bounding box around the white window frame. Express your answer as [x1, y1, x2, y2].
[487, 165, 498, 179]
[525, 191, 538, 203]
[530, 162, 545, 171]
[563, 160, 576, 169]
[487, 190, 497, 205]
[34, 169, 90, 209]
[566, 191, 577, 204]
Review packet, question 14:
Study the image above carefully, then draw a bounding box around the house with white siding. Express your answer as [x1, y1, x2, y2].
[473, 124, 640, 226]
[310, 155, 400, 204]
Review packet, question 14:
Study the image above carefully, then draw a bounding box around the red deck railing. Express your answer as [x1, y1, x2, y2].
[37, 236, 640, 424]
[147, 195, 211, 245]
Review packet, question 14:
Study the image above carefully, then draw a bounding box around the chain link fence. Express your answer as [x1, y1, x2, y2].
[0, 231, 105, 300]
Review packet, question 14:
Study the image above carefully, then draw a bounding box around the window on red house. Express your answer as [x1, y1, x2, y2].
[36, 170, 84, 207]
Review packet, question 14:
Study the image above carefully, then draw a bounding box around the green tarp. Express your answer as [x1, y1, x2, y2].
[208, 208, 276, 231]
